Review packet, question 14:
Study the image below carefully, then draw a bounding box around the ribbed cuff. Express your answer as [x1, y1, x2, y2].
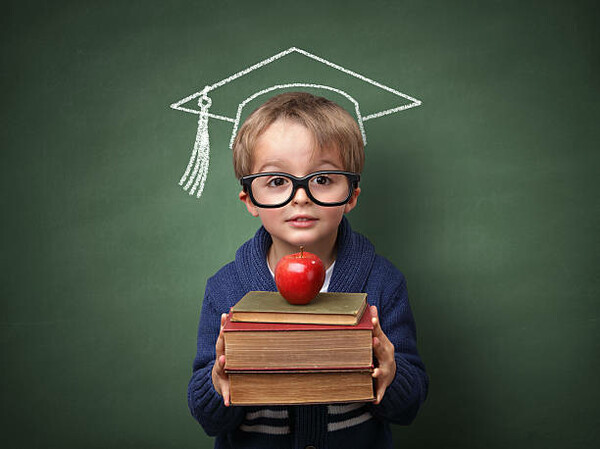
[188, 362, 241, 435]
[379, 355, 417, 411]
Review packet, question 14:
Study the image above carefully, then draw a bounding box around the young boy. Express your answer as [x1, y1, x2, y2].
[188, 92, 428, 449]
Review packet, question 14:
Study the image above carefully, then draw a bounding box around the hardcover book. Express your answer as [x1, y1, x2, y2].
[228, 369, 375, 405]
[230, 291, 368, 325]
[223, 310, 373, 370]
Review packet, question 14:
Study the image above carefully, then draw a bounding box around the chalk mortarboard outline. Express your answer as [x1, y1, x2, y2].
[170, 46, 422, 199]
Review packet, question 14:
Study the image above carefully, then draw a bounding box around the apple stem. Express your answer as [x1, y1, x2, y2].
[300, 245, 304, 258]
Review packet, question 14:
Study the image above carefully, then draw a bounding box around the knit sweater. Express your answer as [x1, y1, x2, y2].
[188, 217, 428, 449]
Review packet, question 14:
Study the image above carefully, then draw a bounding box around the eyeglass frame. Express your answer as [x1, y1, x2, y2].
[240, 170, 361, 208]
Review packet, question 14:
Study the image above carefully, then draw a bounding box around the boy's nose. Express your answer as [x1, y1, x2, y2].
[291, 186, 312, 205]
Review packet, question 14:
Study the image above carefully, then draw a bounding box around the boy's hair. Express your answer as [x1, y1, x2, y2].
[232, 92, 365, 178]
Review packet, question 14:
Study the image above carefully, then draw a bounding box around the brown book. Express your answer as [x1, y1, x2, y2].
[223, 311, 373, 370]
[228, 369, 375, 405]
[230, 291, 368, 325]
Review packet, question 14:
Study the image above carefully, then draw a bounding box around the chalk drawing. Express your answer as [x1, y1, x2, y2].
[229, 83, 367, 150]
[171, 46, 422, 199]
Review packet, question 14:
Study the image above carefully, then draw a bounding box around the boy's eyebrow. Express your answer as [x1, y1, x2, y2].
[312, 158, 343, 168]
[254, 160, 288, 173]
[253, 160, 343, 175]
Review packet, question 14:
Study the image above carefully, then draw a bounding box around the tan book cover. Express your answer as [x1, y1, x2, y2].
[230, 291, 368, 325]
[228, 369, 375, 405]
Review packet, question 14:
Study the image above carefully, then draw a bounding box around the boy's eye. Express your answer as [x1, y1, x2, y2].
[312, 175, 332, 185]
[266, 177, 289, 188]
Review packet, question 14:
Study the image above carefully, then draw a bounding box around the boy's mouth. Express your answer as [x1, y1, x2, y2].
[287, 216, 317, 227]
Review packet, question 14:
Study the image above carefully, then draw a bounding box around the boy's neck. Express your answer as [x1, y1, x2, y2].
[267, 238, 337, 272]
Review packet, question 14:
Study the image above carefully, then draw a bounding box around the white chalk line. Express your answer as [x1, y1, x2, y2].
[171, 46, 422, 199]
[170, 46, 421, 119]
[228, 83, 367, 149]
[179, 99, 211, 197]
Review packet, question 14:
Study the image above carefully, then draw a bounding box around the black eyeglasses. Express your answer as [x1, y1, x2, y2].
[240, 170, 360, 208]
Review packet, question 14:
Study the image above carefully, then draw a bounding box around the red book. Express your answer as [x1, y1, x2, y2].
[223, 310, 373, 371]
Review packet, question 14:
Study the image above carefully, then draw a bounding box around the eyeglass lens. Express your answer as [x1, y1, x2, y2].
[250, 173, 352, 206]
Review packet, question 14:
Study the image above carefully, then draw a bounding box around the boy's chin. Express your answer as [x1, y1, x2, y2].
[277, 231, 335, 252]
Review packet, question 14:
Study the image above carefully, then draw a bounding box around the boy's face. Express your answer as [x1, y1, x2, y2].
[239, 119, 360, 262]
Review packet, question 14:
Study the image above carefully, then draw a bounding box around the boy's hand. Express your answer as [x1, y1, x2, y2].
[371, 305, 397, 404]
[211, 313, 231, 406]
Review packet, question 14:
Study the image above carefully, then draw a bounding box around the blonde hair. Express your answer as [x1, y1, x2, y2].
[232, 92, 365, 178]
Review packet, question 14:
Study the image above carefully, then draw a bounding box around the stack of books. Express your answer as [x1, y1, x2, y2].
[224, 291, 374, 405]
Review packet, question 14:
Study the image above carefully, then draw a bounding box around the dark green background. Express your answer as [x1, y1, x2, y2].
[2, 0, 598, 448]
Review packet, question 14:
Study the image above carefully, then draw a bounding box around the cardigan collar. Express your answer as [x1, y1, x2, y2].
[234, 216, 376, 294]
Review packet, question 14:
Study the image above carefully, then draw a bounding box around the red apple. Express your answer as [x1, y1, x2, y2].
[275, 247, 326, 305]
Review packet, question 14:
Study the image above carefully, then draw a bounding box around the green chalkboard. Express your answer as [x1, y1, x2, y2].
[2, 0, 598, 448]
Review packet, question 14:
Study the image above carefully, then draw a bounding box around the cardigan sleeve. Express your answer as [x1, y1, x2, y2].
[369, 266, 429, 424]
[187, 281, 245, 436]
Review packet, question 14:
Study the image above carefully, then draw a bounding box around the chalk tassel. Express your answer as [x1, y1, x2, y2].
[180, 93, 211, 198]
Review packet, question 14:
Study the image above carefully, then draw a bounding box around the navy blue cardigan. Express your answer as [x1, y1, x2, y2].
[188, 217, 428, 449]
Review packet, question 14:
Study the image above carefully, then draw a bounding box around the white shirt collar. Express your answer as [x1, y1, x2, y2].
[267, 259, 336, 293]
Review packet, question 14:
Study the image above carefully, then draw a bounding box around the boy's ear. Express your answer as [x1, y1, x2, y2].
[344, 187, 361, 214]
[239, 190, 260, 217]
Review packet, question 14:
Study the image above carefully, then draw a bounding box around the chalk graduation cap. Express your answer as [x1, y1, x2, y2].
[170, 46, 422, 199]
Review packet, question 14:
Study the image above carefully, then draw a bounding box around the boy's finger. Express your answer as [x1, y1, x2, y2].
[213, 355, 225, 377]
[372, 336, 380, 349]
[373, 334, 392, 361]
[370, 306, 383, 337]
[372, 368, 385, 403]
[375, 389, 383, 404]
[372, 337, 386, 363]
[215, 314, 228, 356]
[370, 305, 378, 323]
[222, 384, 231, 407]
[374, 380, 384, 404]
[215, 331, 225, 356]
[370, 305, 378, 318]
